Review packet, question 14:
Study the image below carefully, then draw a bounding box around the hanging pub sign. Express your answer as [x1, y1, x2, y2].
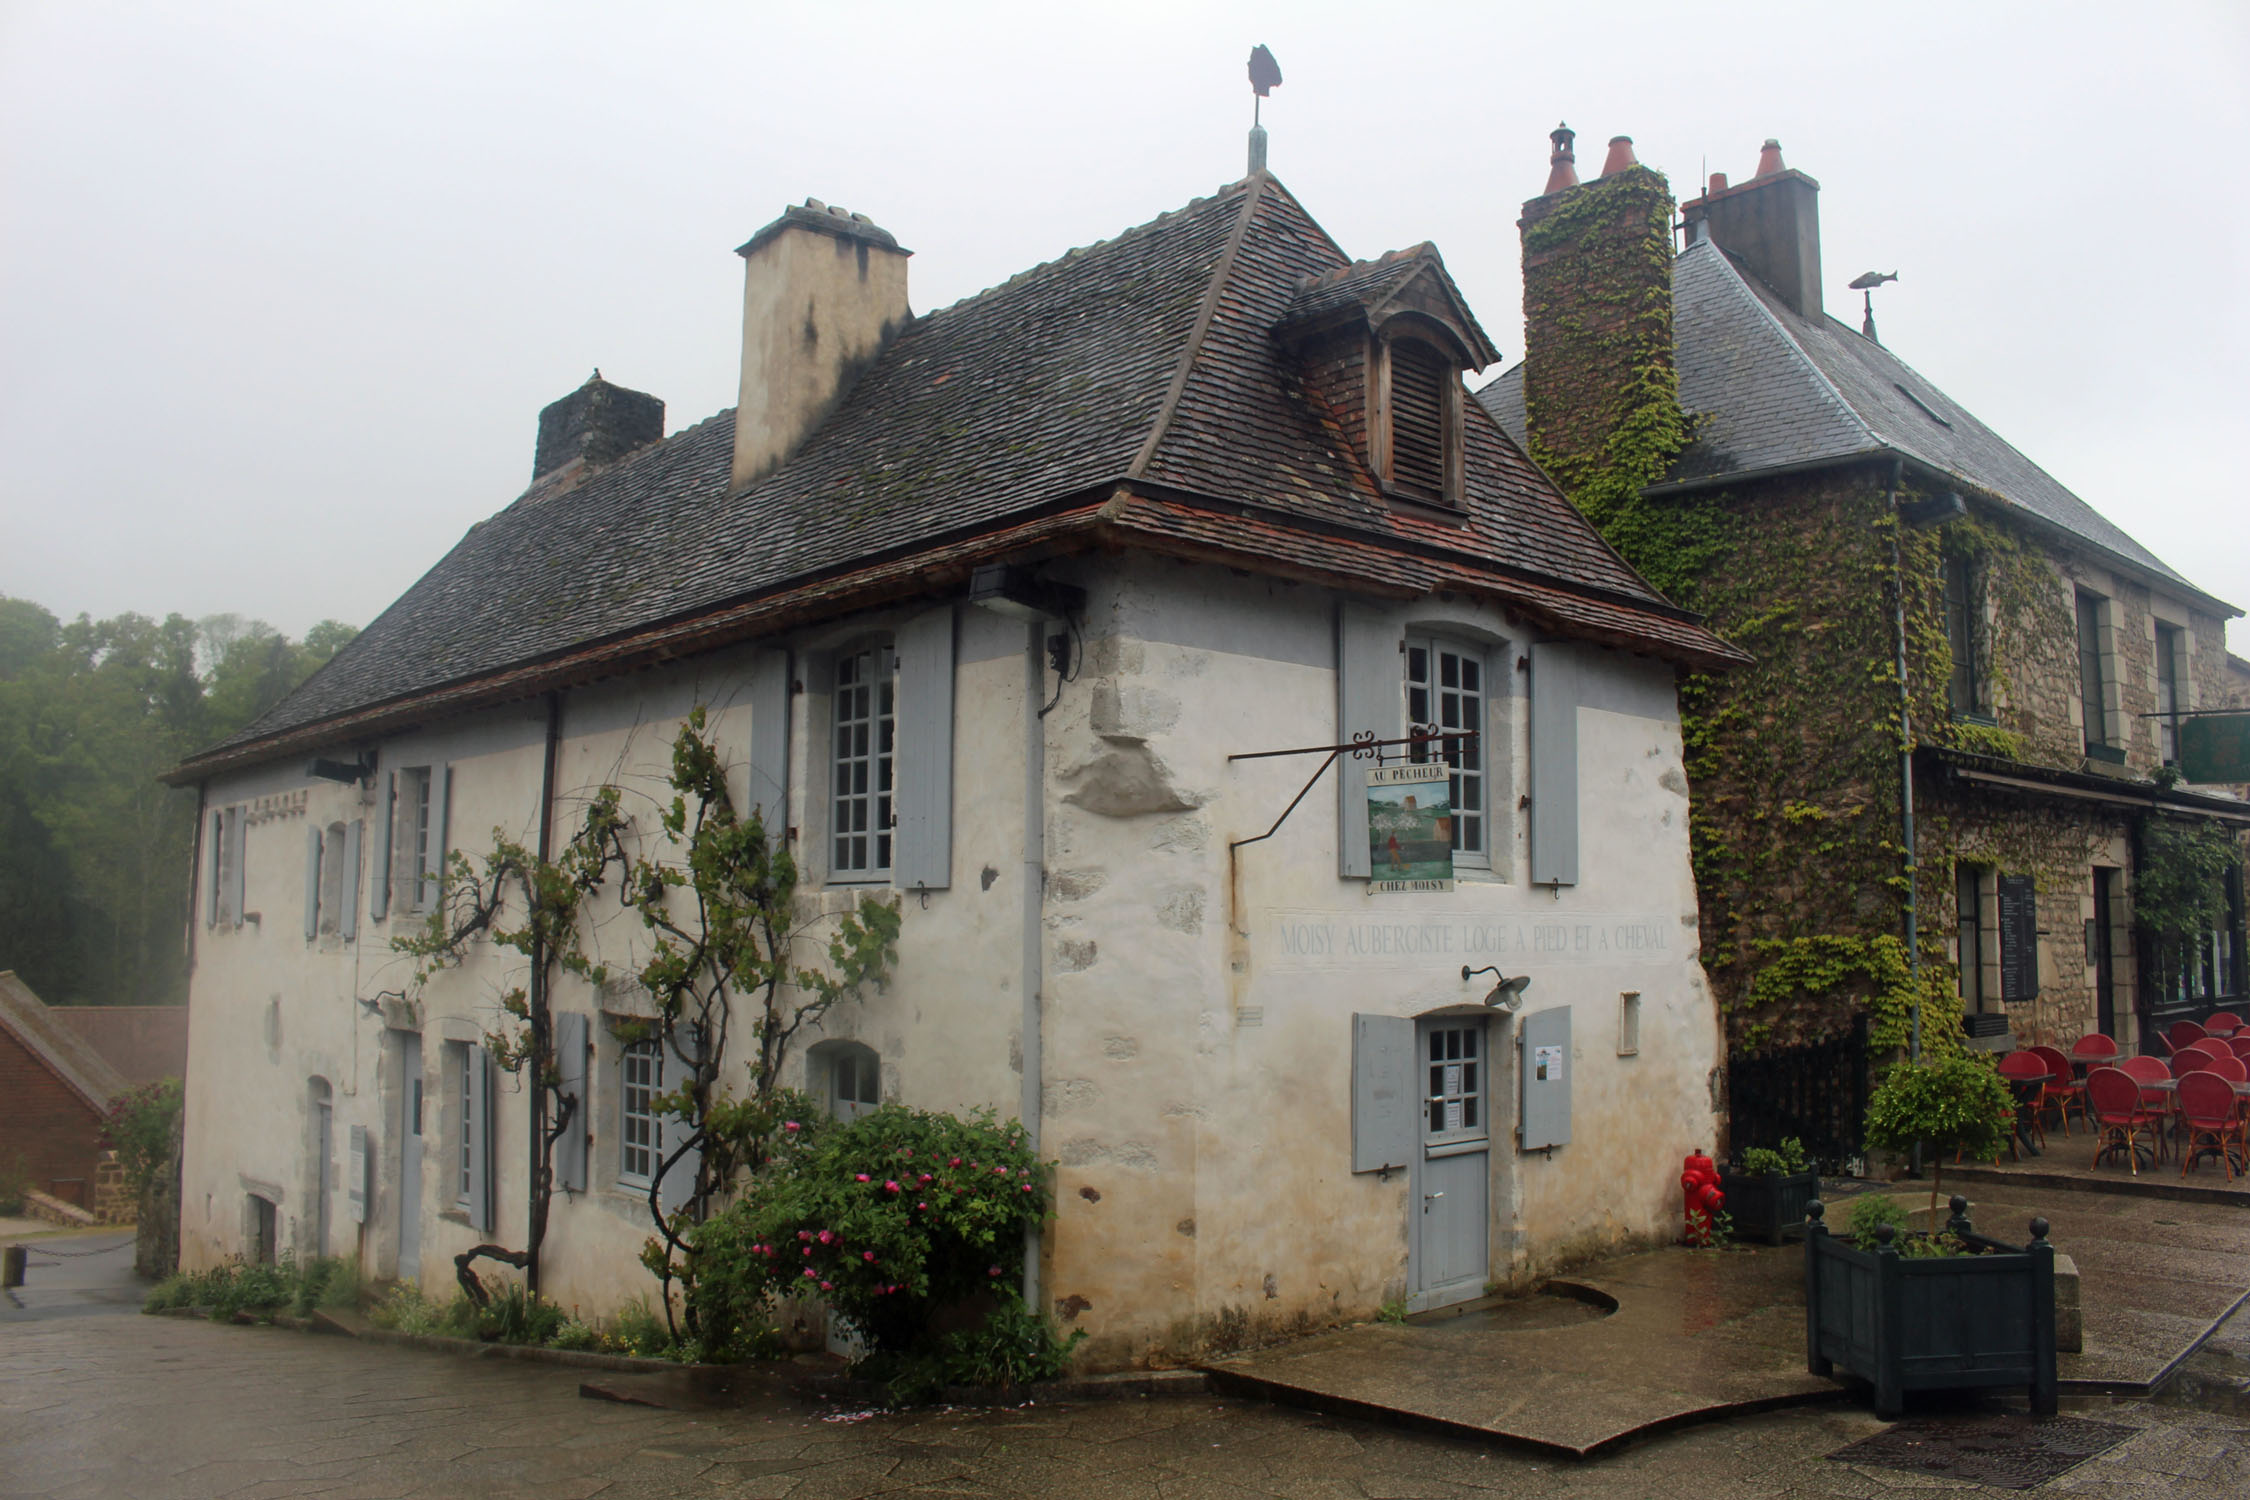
[2181, 713, 2250, 785]
[1367, 763, 1454, 893]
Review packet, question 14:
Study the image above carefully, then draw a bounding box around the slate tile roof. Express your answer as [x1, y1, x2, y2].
[182, 175, 1735, 779]
[1477, 241, 2231, 610]
[0, 972, 133, 1115]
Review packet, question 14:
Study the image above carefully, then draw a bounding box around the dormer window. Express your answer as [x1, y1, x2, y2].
[1383, 335, 1458, 505]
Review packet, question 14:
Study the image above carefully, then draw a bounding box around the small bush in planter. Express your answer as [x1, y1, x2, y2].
[687, 1103, 1082, 1396]
[1862, 1055, 2014, 1224]
[1722, 1137, 1818, 1244]
[1740, 1137, 1809, 1178]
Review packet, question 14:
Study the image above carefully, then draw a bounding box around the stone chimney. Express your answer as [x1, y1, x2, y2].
[531, 372, 665, 488]
[1517, 129, 1677, 483]
[1678, 139, 1823, 321]
[731, 199, 911, 491]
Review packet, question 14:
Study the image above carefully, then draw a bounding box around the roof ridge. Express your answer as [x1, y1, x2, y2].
[1126, 172, 1270, 481]
[916, 178, 1255, 324]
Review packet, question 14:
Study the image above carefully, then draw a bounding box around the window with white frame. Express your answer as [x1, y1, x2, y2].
[812, 1040, 881, 1122]
[452, 1042, 474, 1209]
[393, 767, 435, 912]
[1406, 636, 1487, 864]
[831, 645, 896, 878]
[2155, 623, 2186, 767]
[619, 1038, 663, 1184]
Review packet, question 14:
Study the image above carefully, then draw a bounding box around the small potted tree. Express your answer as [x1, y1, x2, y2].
[1802, 1056, 2058, 1419]
[1718, 1136, 1819, 1245]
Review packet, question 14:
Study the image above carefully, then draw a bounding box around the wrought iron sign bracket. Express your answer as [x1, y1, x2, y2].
[1226, 727, 1477, 854]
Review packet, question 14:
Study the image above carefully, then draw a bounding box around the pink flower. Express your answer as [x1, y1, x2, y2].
[993, 1166, 1007, 1176]
[802, 1268, 815, 1278]
[917, 1202, 928, 1211]
[862, 1250, 876, 1263]
[918, 1173, 932, 1183]
[855, 1173, 870, 1183]
[949, 1157, 961, 1167]
[803, 1247, 812, 1256]
[784, 1121, 801, 1132]
[817, 1229, 835, 1245]
[988, 1265, 1003, 1277]
[1020, 1183, 1032, 1193]
[798, 1230, 812, 1241]
[819, 1280, 832, 1292]
[885, 1180, 900, 1192]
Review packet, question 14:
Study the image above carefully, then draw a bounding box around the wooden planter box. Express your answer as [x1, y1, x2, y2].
[1803, 1198, 2057, 1419]
[1718, 1166, 1820, 1244]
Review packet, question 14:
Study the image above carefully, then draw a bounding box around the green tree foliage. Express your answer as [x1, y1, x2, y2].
[103, 1076, 185, 1196]
[0, 598, 355, 1006]
[1863, 1055, 2014, 1221]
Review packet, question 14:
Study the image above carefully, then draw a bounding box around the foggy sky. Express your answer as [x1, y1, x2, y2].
[4, 1, 2246, 652]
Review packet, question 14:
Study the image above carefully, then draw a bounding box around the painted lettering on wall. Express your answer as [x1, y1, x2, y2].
[1264, 909, 1676, 972]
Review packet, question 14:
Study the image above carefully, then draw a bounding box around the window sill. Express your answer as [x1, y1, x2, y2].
[2083, 744, 2129, 767]
[1951, 712, 1999, 728]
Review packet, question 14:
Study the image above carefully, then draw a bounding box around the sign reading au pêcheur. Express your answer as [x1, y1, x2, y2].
[1367, 763, 1453, 893]
[2181, 714, 2250, 785]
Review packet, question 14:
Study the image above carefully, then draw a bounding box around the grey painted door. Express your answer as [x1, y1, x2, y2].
[398, 1035, 423, 1281]
[1410, 1020, 1490, 1310]
[313, 1099, 333, 1257]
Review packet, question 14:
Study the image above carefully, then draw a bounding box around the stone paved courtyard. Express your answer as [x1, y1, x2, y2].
[3, 1270, 2247, 1500]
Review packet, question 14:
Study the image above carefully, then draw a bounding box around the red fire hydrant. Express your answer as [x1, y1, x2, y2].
[1681, 1150, 1725, 1245]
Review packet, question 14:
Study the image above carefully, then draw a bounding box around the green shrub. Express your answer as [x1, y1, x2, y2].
[546, 1318, 600, 1351]
[1741, 1137, 1810, 1177]
[478, 1281, 569, 1345]
[1845, 1194, 1911, 1251]
[599, 1295, 677, 1358]
[938, 1296, 1086, 1388]
[688, 1104, 1068, 1387]
[1863, 1055, 2014, 1220]
[369, 1282, 478, 1338]
[102, 1077, 183, 1197]
[0, 1150, 28, 1215]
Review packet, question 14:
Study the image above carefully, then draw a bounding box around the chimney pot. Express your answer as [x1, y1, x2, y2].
[1708, 172, 1728, 194]
[1754, 138, 1785, 178]
[1544, 122, 1579, 195]
[1601, 136, 1638, 176]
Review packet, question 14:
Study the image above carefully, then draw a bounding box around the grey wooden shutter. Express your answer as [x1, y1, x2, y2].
[1336, 602, 1400, 878]
[206, 811, 223, 927]
[304, 826, 323, 940]
[340, 820, 362, 941]
[1529, 643, 1580, 887]
[421, 763, 451, 910]
[369, 775, 393, 922]
[225, 808, 246, 928]
[893, 607, 955, 891]
[347, 1125, 368, 1223]
[553, 1011, 589, 1193]
[467, 1047, 495, 1233]
[746, 647, 791, 830]
[1519, 1005, 1572, 1151]
[1351, 1013, 1415, 1174]
[657, 1027, 702, 1217]
[1387, 340, 1448, 500]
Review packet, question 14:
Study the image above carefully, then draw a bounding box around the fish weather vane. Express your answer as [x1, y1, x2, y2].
[1246, 45, 1281, 173]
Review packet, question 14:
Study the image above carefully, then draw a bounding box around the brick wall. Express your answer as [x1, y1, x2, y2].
[0, 1026, 109, 1202]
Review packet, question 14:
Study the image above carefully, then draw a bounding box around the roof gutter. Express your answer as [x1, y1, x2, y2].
[1925, 748, 2250, 826]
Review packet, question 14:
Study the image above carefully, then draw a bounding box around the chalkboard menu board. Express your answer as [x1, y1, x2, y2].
[1998, 874, 2038, 1003]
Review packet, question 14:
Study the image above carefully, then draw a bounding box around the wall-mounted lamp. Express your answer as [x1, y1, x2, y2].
[1461, 965, 1532, 1012]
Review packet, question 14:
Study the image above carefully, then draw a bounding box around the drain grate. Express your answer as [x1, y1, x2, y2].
[1828, 1413, 2137, 1490]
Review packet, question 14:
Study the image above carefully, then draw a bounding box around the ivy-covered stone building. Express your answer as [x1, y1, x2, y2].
[164, 158, 1746, 1361]
[1480, 128, 2250, 1077]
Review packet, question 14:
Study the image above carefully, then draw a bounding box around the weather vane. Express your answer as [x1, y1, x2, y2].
[1850, 270, 1898, 343]
[1246, 45, 1282, 173]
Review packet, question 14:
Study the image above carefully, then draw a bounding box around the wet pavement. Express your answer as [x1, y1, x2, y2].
[1949, 1125, 2250, 1205]
[1203, 1182, 2250, 1454]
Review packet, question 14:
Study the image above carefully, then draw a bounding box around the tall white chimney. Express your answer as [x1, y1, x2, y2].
[730, 199, 911, 491]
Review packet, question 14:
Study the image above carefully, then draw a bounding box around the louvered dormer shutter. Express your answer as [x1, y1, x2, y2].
[1387, 339, 1449, 501]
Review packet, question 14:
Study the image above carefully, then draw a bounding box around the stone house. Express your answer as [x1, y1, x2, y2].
[1479, 130, 2249, 1102]
[166, 161, 1745, 1362]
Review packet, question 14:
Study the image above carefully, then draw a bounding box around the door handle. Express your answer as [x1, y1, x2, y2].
[1424, 1191, 1445, 1201]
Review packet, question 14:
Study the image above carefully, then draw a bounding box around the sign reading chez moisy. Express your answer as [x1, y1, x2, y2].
[1367, 763, 1453, 893]
[2181, 713, 2250, 785]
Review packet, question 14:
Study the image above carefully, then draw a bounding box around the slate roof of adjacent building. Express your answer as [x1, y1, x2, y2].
[49, 1006, 189, 1087]
[1477, 240, 2233, 612]
[179, 174, 1738, 779]
[0, 972, 133, 1116]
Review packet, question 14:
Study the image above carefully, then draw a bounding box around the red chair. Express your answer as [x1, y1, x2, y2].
[2088, 1066, 2159, 1175]
[2070, 1033, 2120, 1065]
[2230, 1037, 2250, 1062]
[2149, 1029, 2177, 1058]
[2201, 1053, 2248, 1083]
[2178, 1071, 2246, 1181]
[2207, 1011, 2244, 1035]
[2177, 1041, 2227, 1070]
[2170, 1020, 2210, 1052]
[2120, 1055, 2174, 1160]
[2029, 1045, 2084, 1135]
[1990, 1052, 2050, 1158]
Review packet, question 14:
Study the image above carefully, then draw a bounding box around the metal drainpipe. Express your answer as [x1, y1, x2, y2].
[1020, 622, 1047, 1312]
[1887, 459, 1922, 1064]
